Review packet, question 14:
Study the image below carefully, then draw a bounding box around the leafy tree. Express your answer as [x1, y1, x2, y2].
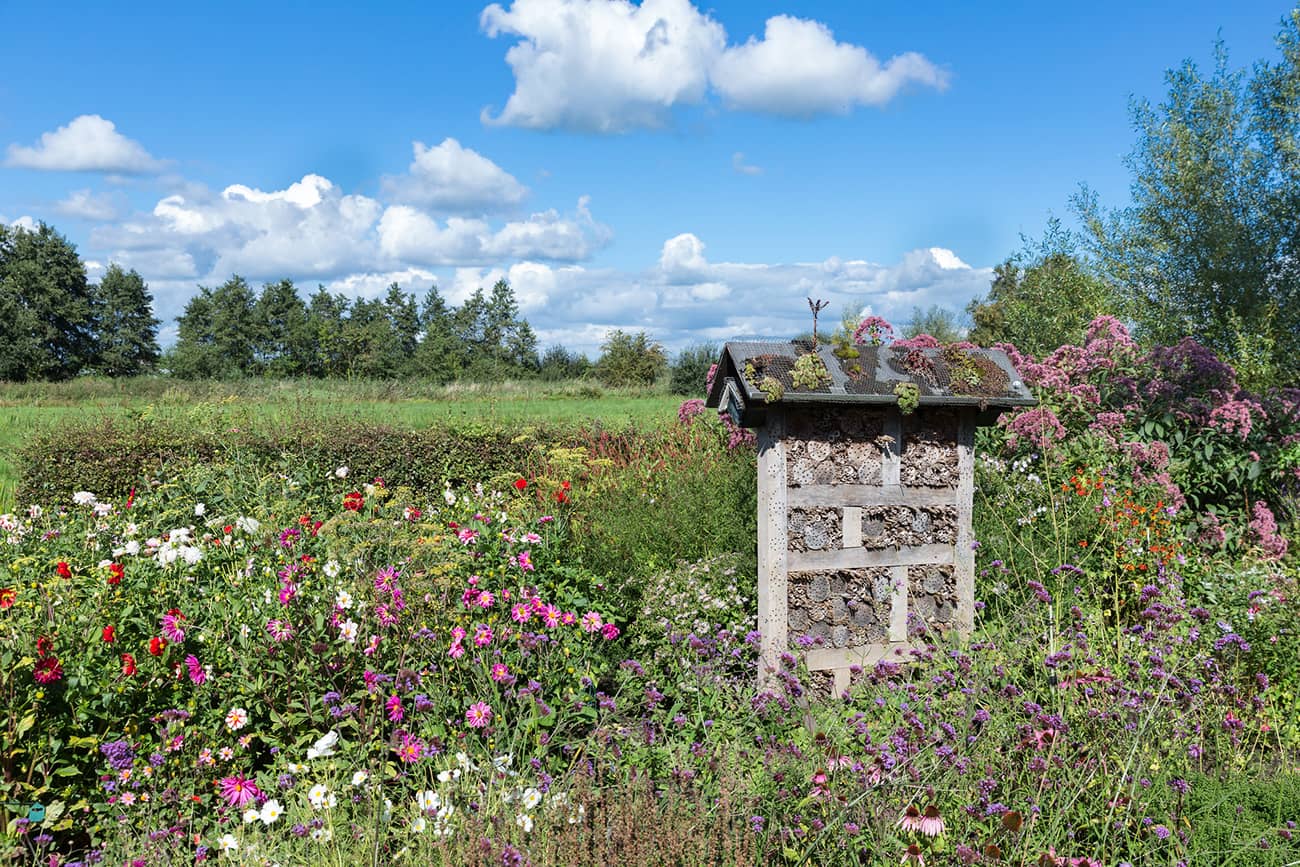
[901, 305, 963, 344]
[669, 343, 717, 394]
[95, 265, 160, 377]
[595, 330, 666, 387]
[0, 222, 99, 381]
[1075, 14, 1300, 385]
[538, 344, 591, 381]
[967, 219, 1117, 354]
[253, 279, 313, 377]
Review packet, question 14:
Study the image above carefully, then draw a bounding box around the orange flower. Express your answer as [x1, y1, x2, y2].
[0, 588, 14, 609]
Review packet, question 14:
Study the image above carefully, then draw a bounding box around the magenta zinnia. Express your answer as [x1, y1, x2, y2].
[217, 773, 261, 807]
[465, 701, 493, 728]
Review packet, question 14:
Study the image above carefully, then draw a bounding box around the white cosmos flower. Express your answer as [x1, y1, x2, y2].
[243, 807, 260, 824]
[259, 799, 283, 824]
[73, 491, 97, 506]
[416, 790, 440, 811]
[522, 787, 543, 810]
[410, 816, 427, 834]
[335, 466, 349, 479]
[324, 560, 341, 578]
[307, 783, 335, 809]
[235, 516, 260, 534]
[351, 770, 368, 787]
[217, 834, 238, 852]
[516, 813, 533, 833]
[310, 826, 332, 842]
[335, 589, 352, 608]
[443, 488, 456, 506]
[195, 503, 206, 516]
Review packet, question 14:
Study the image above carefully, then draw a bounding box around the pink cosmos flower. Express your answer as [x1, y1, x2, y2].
[217, 774, 261, 807]
[185, 654, 206, 684]
[601, 623, 620, 640]
[465, 701, 493, 728]
[364, 635, 381, 656]
[515, 551, 534, 572]
[490, 663, 511, 683]
[477, 591, 495, 609]
[386, 694, 404, 722]
[450, 626, 467, 642]
[473, 625, 494, 647]
[542, 605, 561, 628]
[278, 581, 297, 605]
[581, 612, 603, 633]
[448, 642, 465, 659]
[457, 528, 479, 545]
[511, 603, 532, 623]
[560, 611, 577, 627]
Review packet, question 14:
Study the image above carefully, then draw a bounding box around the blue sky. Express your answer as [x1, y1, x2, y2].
[0, 0, 1293, 352]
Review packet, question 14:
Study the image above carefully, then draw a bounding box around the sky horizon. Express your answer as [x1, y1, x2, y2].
[1, 1, 1294, 354]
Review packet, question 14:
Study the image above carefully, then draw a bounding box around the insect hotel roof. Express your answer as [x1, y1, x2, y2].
[704, 341, 1036, 428]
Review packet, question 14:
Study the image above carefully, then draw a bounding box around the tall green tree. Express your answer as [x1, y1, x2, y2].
[0, 222, 99, 381]
[306, 287, 351, 378]
[1075, 13, 1300, 385]
[967, 219, 1117, 354]
[169, 276, 257, 378]
[95, 265, 160, 377]
[253, 279, 313, 377]
[413, 286, 461, 382]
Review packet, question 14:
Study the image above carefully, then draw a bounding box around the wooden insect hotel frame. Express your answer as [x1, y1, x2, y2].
[705, 341, 1034, 696]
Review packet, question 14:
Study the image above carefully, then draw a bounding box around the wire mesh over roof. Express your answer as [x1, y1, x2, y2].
[704, 341, 1036, 427]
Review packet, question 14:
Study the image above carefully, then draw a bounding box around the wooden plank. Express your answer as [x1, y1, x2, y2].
[788, 484, 956, 508]
[955, 411, 976, 634]
[805, 642, 914, 672]
[756, 410, 788, 688]
[889, 564, 909, 642]
[788, 543, 954, 573]
[881, 408, 902, 486]
[841, 506, 862, 548]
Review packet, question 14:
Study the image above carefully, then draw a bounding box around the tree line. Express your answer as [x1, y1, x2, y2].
[0, 221, 710, 389]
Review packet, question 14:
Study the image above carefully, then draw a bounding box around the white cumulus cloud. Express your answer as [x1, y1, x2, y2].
[381, 138, 528, 211]
[481, 0, 726, 131]
[711, 15, 948, 115]
[479, 1, 947, 131]
[5, 115, 166, 174]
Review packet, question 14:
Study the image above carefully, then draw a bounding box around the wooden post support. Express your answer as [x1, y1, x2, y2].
[756, 409, 787, 689]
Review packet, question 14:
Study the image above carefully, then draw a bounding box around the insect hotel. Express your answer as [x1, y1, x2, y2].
[704, 337, 1034, 696]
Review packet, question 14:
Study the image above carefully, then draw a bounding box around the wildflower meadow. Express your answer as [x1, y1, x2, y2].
[1, 317, 1298, 866]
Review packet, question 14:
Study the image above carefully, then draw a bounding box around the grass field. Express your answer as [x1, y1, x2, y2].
[0, 377, 684, 510]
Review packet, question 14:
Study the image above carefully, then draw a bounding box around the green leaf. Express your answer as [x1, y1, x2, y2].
[15, 714, 35, 738]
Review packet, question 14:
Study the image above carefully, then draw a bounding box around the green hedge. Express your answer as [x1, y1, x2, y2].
[16, 414, 567, 504]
